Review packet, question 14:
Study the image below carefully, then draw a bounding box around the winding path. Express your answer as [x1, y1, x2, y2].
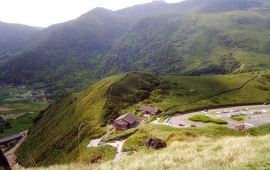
[107, 140, 127, 160]
[164, 74, 259, 114]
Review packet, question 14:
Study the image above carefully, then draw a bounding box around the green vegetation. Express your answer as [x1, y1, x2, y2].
[104, 128, 138, 142]
[0, 87, 48, 138]
[231, 115, 246, 121]
[153, 72, 270, 115]
[17, 135, 270, 170]
[15, 71, 270, 167]
[247, 124, 270, 136]
[77, 139, 116, 163]
[20, 123, 270, 170]
[123, 124, 243, 152]
[0, 21, 39, 59]
[188, 115, 228, 124]
[16, 72, 158, 167]
[0, 113, 37, 138]
[1, 0, 270, 96]
[31, 135, 270, 170]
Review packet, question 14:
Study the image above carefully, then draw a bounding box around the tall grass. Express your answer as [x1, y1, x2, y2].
[17, 135, 270, 170]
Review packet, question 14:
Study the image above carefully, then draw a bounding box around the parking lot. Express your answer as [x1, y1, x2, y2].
[165, 105, 270, 129]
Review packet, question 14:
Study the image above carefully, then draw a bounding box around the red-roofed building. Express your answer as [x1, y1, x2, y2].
[139, 106, 161, 115]
[113, 113, 138, 131]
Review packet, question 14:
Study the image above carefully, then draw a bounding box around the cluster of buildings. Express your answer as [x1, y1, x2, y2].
[113, 106, 161, 131]
[31, 90, 50, 102]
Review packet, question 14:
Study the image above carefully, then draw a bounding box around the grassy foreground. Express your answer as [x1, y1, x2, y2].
[17, 135, 270, 170]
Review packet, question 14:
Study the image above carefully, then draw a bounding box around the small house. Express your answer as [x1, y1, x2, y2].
[235, 123, 245, 130]
[113, 113, 138, 131]
[139, 106, 161, 115]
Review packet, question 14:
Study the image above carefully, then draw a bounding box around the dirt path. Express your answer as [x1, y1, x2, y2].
[164, 74, 259, 114]
[106, 140, 127, 161]
[87, 130, 113, 148]
[105, 73, 130, 108]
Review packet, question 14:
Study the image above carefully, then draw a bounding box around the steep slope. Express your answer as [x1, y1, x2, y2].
[0, 22, 40, 60]
[1, 0, 270, 95]
[16, 72, 159, 166]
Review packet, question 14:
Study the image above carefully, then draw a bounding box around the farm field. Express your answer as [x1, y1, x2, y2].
[0, 87, 49, 138]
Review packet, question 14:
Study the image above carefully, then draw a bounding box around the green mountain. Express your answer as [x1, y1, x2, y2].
[0, 21, 40, 61]
[1, 0, 270, 96]
[16, 71, 270, 166]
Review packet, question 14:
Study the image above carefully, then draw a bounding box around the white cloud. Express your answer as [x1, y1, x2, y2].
[0, 0, 184, 27]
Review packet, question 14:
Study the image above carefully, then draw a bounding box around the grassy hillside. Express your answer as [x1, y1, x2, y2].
[0, 21, 40, 60]
[17, 128, 270, 170]
[16, 72, 159, 167]
[15, 71, 270, 167]
[122, 71, 270, 115]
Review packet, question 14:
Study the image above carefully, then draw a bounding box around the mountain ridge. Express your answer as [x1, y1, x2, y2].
[0, 0, 270, 97]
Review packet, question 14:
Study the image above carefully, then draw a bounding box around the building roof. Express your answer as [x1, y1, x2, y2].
[139, 106, 160, 114]
[114, 113, 137, 124]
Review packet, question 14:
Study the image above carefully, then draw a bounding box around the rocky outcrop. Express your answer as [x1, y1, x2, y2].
[146, 138, 166, 149]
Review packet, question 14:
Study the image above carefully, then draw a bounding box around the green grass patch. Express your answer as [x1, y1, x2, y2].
[0, 87, 49, 138]
[231, 115, 246, 121]
[247, 124, 270, 136]
[0, 112, 39, 138]
[79, 144, 116, 163]
[104, 128, 138, 142]
[123, 124, 243, 152]
[189, 115, 228, 124]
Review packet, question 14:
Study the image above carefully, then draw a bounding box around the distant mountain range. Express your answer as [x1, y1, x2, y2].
[0, 22, 40, 61]
[0, 0, 270, 96]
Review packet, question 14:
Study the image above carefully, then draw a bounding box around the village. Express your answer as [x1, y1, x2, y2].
[0, 84, 50, 166]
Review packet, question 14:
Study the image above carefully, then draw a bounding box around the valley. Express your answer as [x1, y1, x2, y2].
[1, 0, 270, 98]
[9, 71, 270, 168]
[0, 86, 49, 138]
[0, 0, 270, 169]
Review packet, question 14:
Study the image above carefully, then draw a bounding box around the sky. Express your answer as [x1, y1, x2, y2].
[0, 0, 183, 28]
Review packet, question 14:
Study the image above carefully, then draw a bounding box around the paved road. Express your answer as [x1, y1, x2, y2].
[154, 105, 270, 129]
[4, 131, 28, 167]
